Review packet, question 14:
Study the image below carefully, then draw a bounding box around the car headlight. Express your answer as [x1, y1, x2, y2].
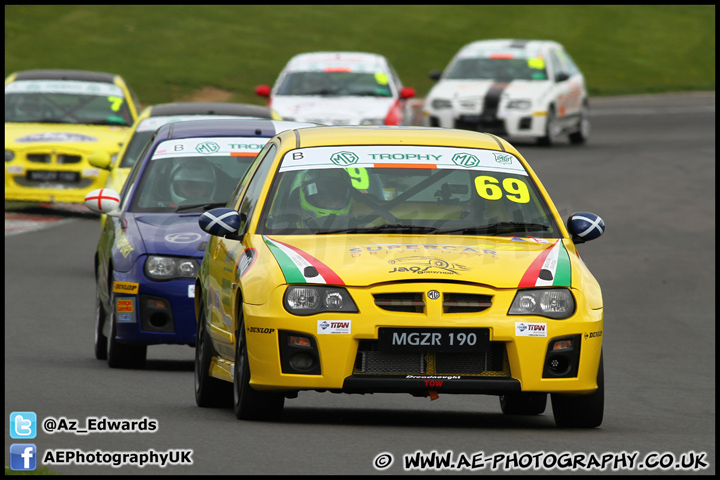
[284, 285, 358, 316]
[506, 99, 532, 110]
[431, 98, 452, 110]
[5, 150, 15, 162]
[508, 288, 575, 319]
[145, 255, 199, 281]
[360, 118, 385, 125]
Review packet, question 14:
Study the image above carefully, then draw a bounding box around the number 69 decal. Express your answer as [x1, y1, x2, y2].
[474, 175, 530, 203]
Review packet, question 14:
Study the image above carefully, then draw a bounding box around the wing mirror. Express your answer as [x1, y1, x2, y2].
[567, 212, 605, 244]
[429, 69, 443, 81]
[400, 86, 416, 99]
[199, 208, 244, 238]
[88, 151, 112, 169]
[84, 188, 121, 216]
[255, 85, 271, 97]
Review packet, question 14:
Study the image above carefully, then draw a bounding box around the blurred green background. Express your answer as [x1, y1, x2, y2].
[5, 5, 715, 107]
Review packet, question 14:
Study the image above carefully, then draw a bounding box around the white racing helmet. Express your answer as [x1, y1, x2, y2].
[169, 159, 217, 205]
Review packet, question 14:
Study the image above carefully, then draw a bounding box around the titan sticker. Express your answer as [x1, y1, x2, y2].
[113, 281, 139, 294]
[317, 320, 351, 335]
[515, 322, 547, 337]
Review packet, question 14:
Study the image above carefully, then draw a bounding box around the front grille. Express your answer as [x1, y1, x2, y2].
[57, 154, 81, 164]
[443, 293, 492, 313]
[27, 154, 51, 163]
[374, 293, 424, 313]
[353, 340, 510, 377]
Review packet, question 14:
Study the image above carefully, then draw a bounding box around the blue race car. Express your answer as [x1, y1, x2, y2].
[85, 118, 317, 368]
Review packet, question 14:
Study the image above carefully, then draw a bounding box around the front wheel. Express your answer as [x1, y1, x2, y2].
[106, 302, 147, 369]
[569, 103, 591, 144]
[233, 313, 284, 421]
[94, 295, 108, 360]
[195, 301, 232, 408]
[551, 352, 604, 428]
[537, 107, 557, 146]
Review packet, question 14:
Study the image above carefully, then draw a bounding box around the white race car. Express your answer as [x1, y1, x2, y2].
[423, 39, 590, 145]
[255, 51, 416, 126]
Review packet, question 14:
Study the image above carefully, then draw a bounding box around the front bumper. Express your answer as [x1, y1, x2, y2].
[243, 283, 603, 396]
[424, 109, 547, 138]
[5, 143, 112, 203]
[111, 269, 198, 346]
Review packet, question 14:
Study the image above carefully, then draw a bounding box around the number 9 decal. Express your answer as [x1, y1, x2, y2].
[474, 175, 529, 203]
[346, 167, 370, 190]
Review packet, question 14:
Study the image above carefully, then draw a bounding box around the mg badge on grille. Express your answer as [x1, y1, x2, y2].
[427, 290, 440, 300]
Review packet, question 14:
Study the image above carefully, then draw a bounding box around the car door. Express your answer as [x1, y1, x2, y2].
[205, 142, 279, 357]
[547, 47, 577, 128]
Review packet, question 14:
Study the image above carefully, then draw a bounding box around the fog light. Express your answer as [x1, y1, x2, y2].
[548, 355, 570, 375]
[289, 352, 314, 371]
[139, 294, 174, 333]
[552, 339, 573, 351]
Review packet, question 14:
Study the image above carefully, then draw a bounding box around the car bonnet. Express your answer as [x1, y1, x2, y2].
[260, 234, 575, 289]
[5, 122, 131, 150]
[132, 213, 210, 258]
[270, 96, 396, 124]
[429, 79, 552, 102]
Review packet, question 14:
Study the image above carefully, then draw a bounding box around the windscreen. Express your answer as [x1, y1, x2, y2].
[129, 137, 267, 213]
[259, 145, 560, 237]
[444, 50, 548, 81]
[5, 80, 133, 126]
[277, 71, 393, 97]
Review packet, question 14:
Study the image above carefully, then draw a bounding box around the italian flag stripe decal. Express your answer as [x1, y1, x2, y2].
[518, 240, 572, 288]
[263, 236, 344, 285]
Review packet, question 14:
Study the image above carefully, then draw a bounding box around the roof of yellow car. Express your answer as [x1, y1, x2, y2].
[289, 125, 519, 154]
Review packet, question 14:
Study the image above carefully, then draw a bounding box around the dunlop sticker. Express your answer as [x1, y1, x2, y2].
[113, 281, 139, 294]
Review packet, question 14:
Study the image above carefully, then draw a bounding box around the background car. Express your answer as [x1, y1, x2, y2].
[194, 125, 605, 428]
[255, 51, 416, 125]
[5, 69, 141, 203]
[89, 101, 283, 194]
[423, 39, 590, 145]
[84, 118, 317, 369]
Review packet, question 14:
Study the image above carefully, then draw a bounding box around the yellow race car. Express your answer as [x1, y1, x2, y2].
[194, 125, 606, 428]
[5, 69, 141, 203]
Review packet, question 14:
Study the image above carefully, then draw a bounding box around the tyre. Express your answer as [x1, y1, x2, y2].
[551, 352, 604, 428]
[499, 392, 547, 415]
[106, 302, 147, 369]
[569, 103, 591, 144]
[537, 106, 557, 146]
[94, 296, 108, 360]
[195, 300, 232, 408]
[233, 310, 284, 421]
[94, 265, 108, 360]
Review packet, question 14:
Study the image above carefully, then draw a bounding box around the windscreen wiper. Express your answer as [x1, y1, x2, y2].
[435, 222, 550, 235]
[175, 202, 227, 212]
[317, 223, 440, 235]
